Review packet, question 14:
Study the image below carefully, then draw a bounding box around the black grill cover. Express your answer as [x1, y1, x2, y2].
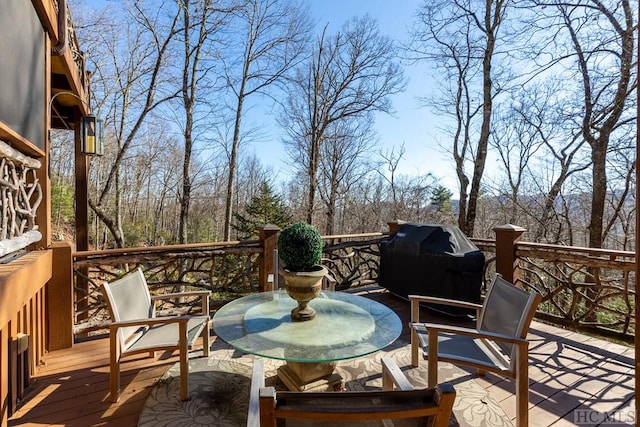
[380, 223, 484, 316]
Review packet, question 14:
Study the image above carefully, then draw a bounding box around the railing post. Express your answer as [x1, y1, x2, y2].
[493, 224, 526, 285]
[387, 220, 406, 236]
[259, 225, 280, 292]
[48, 242, 73, 350]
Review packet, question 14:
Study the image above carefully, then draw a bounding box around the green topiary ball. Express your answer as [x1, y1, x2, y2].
[277, 222, 323, 272]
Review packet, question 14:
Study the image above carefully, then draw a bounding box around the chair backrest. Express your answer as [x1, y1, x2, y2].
[101, 268, 153, 349]
[259, 384, 456, 427]
[478, 274, 542, 365]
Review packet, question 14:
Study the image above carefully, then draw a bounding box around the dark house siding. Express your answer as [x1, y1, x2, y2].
[0, 0, 45, 149]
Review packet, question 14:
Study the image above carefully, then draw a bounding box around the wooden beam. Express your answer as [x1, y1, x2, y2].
[493, 224, 526, 285]
[74, 114, 89, 322]
[635, 1, 639, 419]
[30, 0, 59, 43]
[48, 243, 73, 350]
[0, 121, 45, 159]
[38, 35, 52, 247]
[74, 114, 88, 252]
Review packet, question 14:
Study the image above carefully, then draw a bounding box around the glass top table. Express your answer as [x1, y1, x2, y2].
[213, 290, 402, 391]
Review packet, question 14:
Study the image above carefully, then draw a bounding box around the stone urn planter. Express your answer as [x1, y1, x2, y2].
[281, 265, 328, 321]
[277, 222, 326, 322]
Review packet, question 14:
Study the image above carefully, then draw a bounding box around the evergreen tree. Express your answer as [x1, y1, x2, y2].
[233, 181, 292, 239]
[431, 185, 453, 214]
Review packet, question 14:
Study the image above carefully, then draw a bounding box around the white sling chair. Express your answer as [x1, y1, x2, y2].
[101, 268, 211, 402]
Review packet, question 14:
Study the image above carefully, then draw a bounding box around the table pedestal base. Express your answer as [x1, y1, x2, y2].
[277, 361, 344, 392]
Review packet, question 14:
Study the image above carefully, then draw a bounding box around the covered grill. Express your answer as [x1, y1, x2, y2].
[380, 223, 484, 316]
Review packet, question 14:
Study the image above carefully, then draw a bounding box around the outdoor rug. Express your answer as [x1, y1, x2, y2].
[138, 340, 513, 427]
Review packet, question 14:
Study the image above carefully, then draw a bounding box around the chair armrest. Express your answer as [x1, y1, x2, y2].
[412, 322, 529, 346]
[108, 315, 192, 330]
[408, 294, 483, 312]
[381, 357, 413, 391]
[408, 295, 482, 326]
[247, 359, 265, 427]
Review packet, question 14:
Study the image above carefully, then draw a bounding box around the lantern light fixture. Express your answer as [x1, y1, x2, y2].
[80, 115, 104, 156]
[49, 91, 104, 156]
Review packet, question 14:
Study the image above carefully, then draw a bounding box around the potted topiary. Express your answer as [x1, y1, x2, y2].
[277, 222, 327, 321]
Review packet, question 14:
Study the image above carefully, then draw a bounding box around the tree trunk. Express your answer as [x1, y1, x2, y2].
[463, 1, 500, 236]
[224, 93, 245, 241]
[179, 117, 193, 244]
[306, 132, 321, 225]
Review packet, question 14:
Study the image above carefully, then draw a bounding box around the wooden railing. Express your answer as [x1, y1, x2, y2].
[515, 242, 635, 341]
[0, 243, 73, 426]
[0, 133, 57, 426]
[0, 140, 43, 257]
[318, 232, 387, 289]
[73, 240, 263, 336]
[72, 229, 391, 337]
[70, 223, 636, 343]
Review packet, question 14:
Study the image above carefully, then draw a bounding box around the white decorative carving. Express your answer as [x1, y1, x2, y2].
[0, 140, 43, 254]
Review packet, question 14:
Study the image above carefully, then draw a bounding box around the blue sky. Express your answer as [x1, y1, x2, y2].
[78, 0, 458, 191]
[300, 0, 457, 190]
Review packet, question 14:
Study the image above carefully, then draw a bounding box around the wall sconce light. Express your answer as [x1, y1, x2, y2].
[81, 115, 104, 156]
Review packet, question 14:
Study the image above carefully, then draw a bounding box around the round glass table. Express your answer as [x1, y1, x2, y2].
[213, 290, 402, 391]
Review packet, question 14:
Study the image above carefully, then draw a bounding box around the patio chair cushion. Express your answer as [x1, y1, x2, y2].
[414, 329, 511, 372]
[126, 315, 210, 353]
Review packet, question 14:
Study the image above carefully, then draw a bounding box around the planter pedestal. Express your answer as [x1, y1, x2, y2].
[281, 266, 327, 321]
[277, 361, 343, 392]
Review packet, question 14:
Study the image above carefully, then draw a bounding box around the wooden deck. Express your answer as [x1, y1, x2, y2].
[9, 288, 635, 427]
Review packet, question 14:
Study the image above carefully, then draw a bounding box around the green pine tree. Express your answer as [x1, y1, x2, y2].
[431, 185, 453, 214]
[233, 181, 292, 239]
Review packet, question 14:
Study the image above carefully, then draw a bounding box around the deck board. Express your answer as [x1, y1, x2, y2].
[9, 289, 636, 426]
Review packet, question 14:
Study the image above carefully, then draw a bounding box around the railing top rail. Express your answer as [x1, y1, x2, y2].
[470, 238, 496, 245]
[73, 239, 261, 259]
[515, 241, 635, 260]
[321, 232, 387, 240]
[72, 231, 389, 261]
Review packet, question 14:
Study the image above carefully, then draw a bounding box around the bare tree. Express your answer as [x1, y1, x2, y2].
[559, 0, 635, 250]
[378, 144, 406, 221]
[175, 0, 228, 243]
[346, 175, 388, 232]
[317, 116, 377, 234]
[148, 134, 183, 246]
[488, 82, 592, 241]
[172, 0, 249, 244]
[221, 0, 311, 241]
[281, 16, 405, 225]
[409, 0, 510, 236]
[523, 0, 636, 249]
[79, 1, 181, 247]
